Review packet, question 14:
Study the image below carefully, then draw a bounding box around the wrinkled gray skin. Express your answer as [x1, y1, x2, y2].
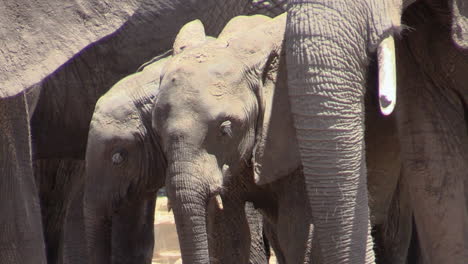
[395, 2, 468, 263]
[1, 1, 286, 264]
[152, 14, 317, 263]
[285, 0, 468, 263]
[0, 94, 47, 264]
[86, 55, 270, 264]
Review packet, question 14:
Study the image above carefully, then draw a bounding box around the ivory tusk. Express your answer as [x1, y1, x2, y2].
[215, 194, 224, 210]
[377, 35, 397, 116]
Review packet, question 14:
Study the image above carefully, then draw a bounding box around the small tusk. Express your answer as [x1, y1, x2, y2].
[377, 35, 397, 116]
[215, 194, 224, 210]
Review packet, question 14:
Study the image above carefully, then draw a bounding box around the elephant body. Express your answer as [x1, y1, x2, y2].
[3, 0, 467, 263]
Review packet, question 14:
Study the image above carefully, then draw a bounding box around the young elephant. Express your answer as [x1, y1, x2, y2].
[84, 54, 169, 264]
[84, 52, 270, 264]
[153, 14, 316, 263]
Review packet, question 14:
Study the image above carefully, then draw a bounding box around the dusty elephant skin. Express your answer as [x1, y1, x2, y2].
[0, 94, 47, 264]
[395, 2, 468, 263]
[152, 14, 318, 263]
[285, 0, 468, 263]
[0, 1, 286, 264]
[85, 54, 269, 264]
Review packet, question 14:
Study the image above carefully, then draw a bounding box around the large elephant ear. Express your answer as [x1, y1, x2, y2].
[452, 0, 468, 49]
[173, 20, 206, 55]
[228, 13, 301, 185]
[251, 53, 302, 185]
[0, 0, 146, 98]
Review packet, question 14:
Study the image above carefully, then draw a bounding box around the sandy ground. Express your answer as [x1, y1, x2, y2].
[152, 197, 276, 264]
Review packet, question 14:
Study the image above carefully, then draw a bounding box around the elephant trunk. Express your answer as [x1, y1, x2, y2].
[83, 186, 112, 264]
[286, 2, 375, 263]
[166, 160, 210, 263]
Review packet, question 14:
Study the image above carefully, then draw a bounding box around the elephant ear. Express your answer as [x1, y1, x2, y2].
[229, 13, 301, 185]
[251, 52, 302, 185]
[173, 19, 206, 55]
[452, 0, 468, 49]
[218, 15, 270, 42]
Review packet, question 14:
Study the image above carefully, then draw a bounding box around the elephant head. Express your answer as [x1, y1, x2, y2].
[152, 14, 300, 263]
[285, 0, 468, 263]
[84, 55, 169, 264]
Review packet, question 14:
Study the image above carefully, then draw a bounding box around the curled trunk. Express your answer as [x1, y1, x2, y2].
[286, 1, 375, 263]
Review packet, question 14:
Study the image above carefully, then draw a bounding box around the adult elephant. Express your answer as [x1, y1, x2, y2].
[1, 1, 285, 263]
[85, 52, 270, 264]
[285, 0, 468, 263]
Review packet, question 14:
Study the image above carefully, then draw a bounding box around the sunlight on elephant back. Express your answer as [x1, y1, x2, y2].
[152, 195, 277, 264]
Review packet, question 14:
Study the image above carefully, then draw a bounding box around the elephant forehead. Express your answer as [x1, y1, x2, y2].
[162, 61, 246, 98]
[87, 118, 139, 153]
[170, 46, 243, 75]
[92, 97, 142, 131]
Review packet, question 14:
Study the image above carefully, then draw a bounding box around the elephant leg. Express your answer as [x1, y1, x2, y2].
[244, 202, 270, 264]
[0, 94, 47, 264]
[111, 197, 156, 264]
[373, 176, 413, 264]
[262, 217, 286, 264]
[34, 159, 84, 264]
[206, 194, 252, 264]
[275, 171, 315, 263]
[397, 47, 468, 263]
[62, 188, 88, 264]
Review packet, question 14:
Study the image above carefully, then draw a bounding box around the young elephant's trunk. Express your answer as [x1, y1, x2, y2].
[166, 159, 210, 263]
[83, 190, 112, 264]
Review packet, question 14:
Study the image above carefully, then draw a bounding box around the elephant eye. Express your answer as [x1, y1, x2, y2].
[111, 150, 127, 165]
[220, 120, 233, 138]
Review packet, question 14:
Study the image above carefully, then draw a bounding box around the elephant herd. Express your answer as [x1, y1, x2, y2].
[1, 0, 467, 264]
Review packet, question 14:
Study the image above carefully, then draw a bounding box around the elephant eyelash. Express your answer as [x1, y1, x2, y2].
[220, 120, 233, 138]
